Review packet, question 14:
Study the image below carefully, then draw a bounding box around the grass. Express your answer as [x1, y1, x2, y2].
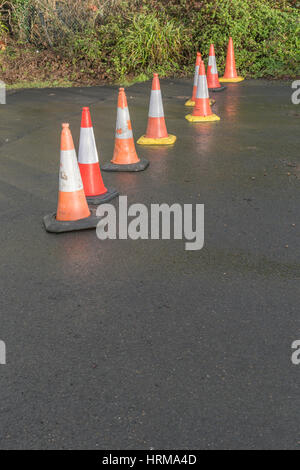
[6, 74, 150, 89]
[117, 73, 150, 87]
[6, 79, 74, 89]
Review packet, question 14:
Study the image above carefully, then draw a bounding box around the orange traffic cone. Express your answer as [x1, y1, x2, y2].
[219, 37, 244, 83]
[207, 44, 226, 92]
[185, 53, 216, 107]
[137, 73, 176, 145]
[185, 60, 220, 122]
[78, 107, 118, 204]
[185, 52, 201, 107]
[102, 88, 149, 172]
[44, 123, 100, 233]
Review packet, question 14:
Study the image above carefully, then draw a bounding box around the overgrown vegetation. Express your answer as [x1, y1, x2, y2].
[0, 0, 299, 87]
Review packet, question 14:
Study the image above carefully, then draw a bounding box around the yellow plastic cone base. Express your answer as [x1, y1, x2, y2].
[185, 99, 195, 107]
[219, 77, 244, 83]
[185, 113, 220, 122]
[137, 134, 177, 145]
[185, 98, 215, 107]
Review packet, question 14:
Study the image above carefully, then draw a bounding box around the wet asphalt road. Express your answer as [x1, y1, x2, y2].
[0, 79, 299, 450]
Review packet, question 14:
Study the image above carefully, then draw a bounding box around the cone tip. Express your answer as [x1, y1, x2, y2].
[118, 87, 127, 108]
[61, 123, 74, 151]
[152, 73, 160, 90]
[81, 107, 92, 128]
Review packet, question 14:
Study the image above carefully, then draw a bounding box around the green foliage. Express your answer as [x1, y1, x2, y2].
[1, 0, 299, 84]
[5, 0, 33, 41]
[69, 31, 102, 62]
[98, 12, 191, 80]
[0, 20, 8, 36]
[188, 0, 300, 78]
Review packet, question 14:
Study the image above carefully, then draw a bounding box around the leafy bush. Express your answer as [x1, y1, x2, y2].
[0, 0, 299, 85]
[97, 12, 191, 80]
[188, 0, 300, 78]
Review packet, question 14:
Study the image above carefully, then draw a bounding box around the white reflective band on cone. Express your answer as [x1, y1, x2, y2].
[59, 149, 83, 192]
[208, 55, 218, 74]
[148, 90, 164, 118]
[115, 107, 133, 139]
[193, 65, 200, 86]
[196, 75, 209, 99]
[78, 127, 99, 164]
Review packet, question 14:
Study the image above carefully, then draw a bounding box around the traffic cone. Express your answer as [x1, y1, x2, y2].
[206, 44, 226, 92]
[44, 123, 101, 233]
[185, 60, 220, 122]
[137, 73, 176, 145]
[185, 52, 201, 106]
[101, 88, 149, 172]
[185, 53, 216, 107]
[219, 37, 244, 83]
[78, 107, 118, 204]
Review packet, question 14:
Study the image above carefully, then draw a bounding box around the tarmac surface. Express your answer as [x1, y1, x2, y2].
[0, 79, 299, 450]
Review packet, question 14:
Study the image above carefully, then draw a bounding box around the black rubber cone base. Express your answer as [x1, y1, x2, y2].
[86, 187, 119, 205]
[208, 85, 226, 92]
[43, 212, 101, 233]
[101, 158, 149, 173]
